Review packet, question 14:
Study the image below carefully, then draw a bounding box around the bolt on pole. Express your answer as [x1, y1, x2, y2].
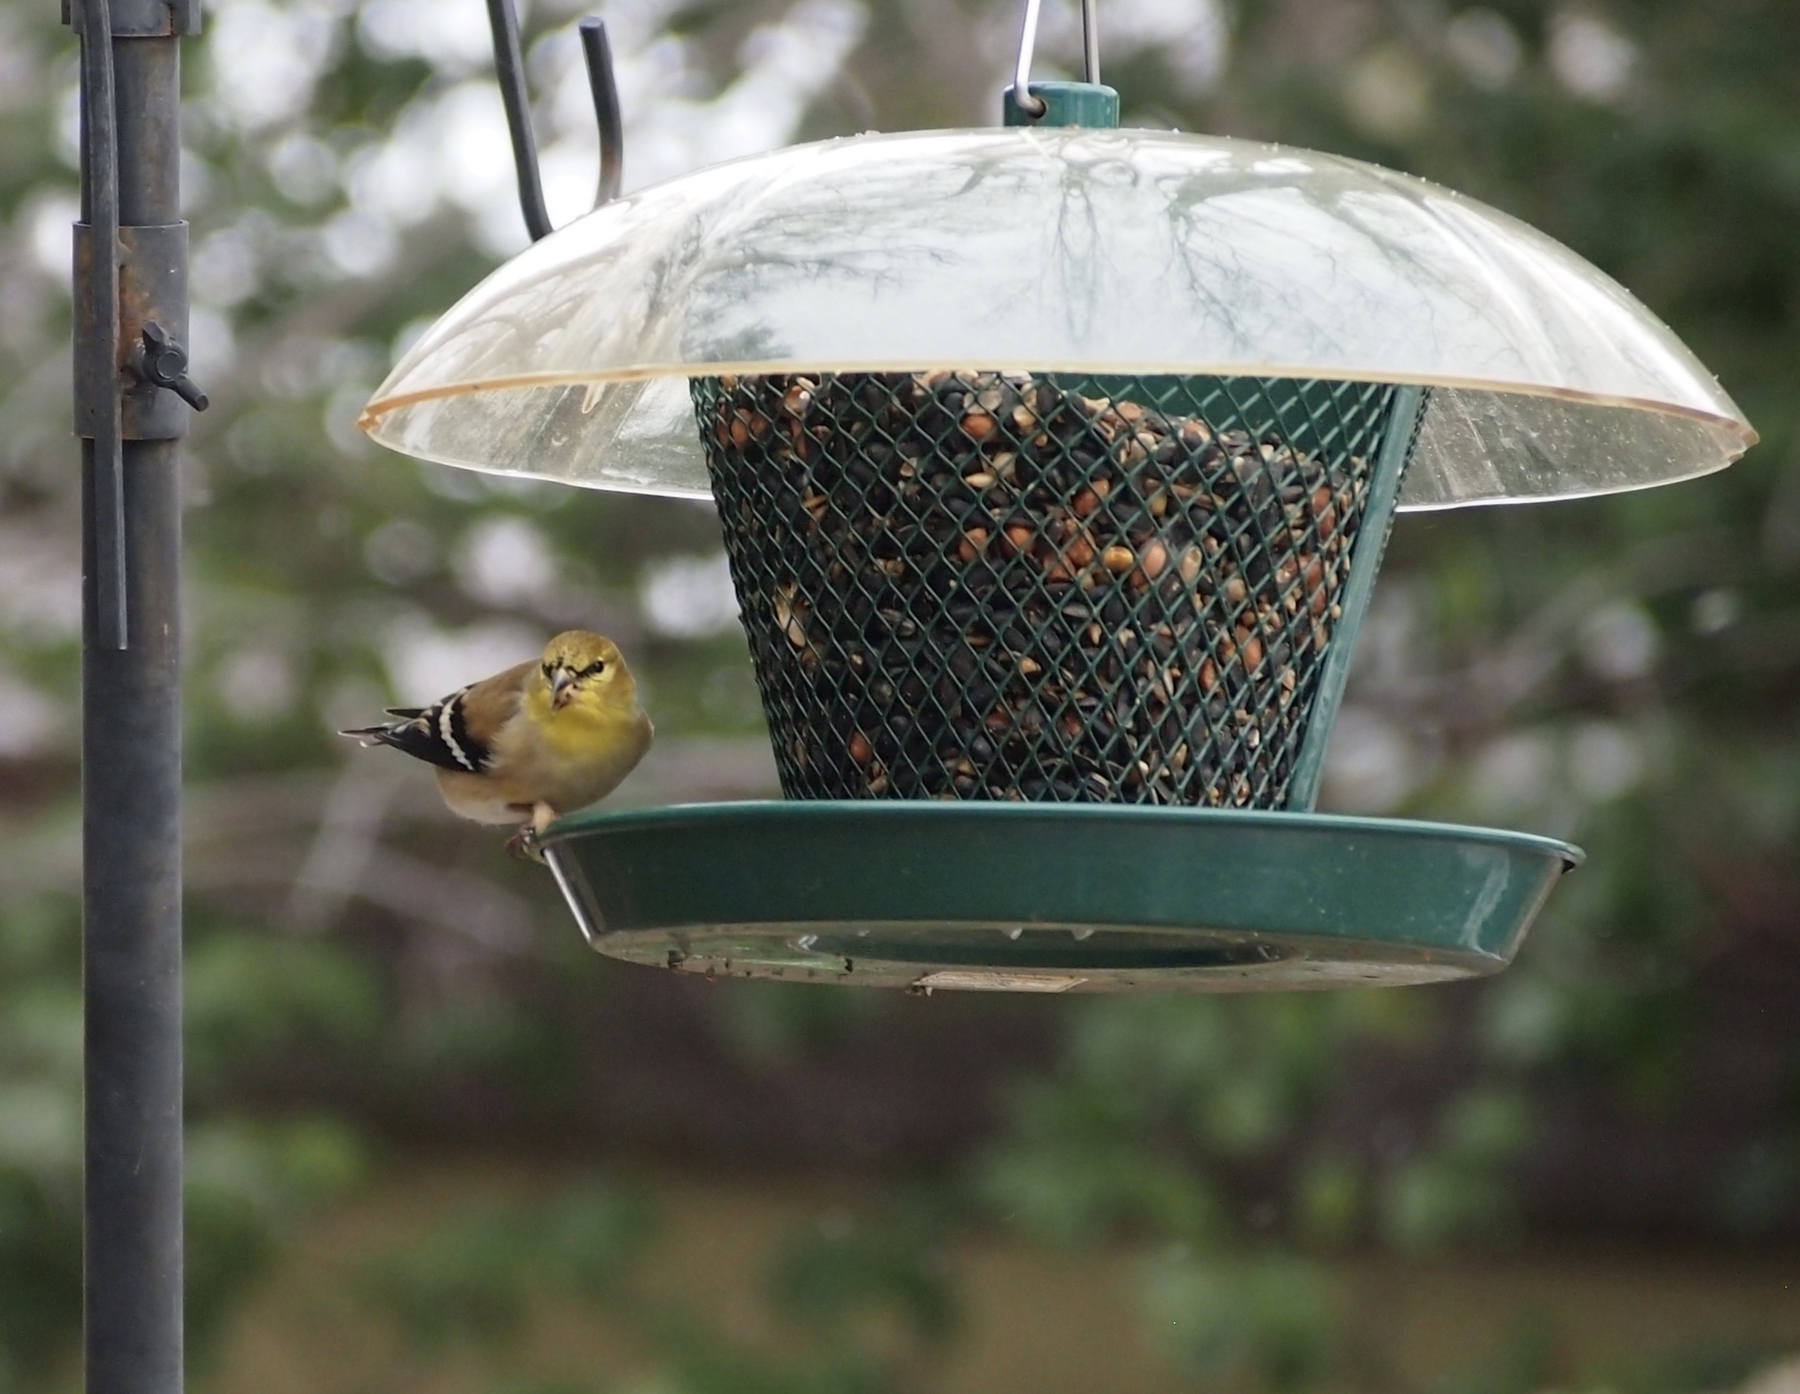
[67, 1, 204, 1390]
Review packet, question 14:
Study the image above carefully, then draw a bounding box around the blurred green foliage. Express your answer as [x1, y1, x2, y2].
[363, 1182, 653, 1348]
[357, 1181, 950, 1394]
[0, 0, 1796, 1389]
[1145, 1252, 1339, 1392]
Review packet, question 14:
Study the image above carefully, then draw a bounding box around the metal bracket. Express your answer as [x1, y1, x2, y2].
[73, 222, 200, 441]
[70, 0, 205, 650]
[61, 0, 199, 36]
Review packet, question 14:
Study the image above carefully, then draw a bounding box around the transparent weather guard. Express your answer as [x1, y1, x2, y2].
[360, 127, 1754, 509]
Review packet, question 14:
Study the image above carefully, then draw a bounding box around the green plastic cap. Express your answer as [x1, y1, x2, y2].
[1003, 80, 1121, 128]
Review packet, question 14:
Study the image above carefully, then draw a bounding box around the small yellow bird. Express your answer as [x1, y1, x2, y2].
[342, 630, 652, 851]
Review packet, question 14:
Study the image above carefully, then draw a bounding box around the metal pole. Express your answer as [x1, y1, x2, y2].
[69, 1, 201, 1390]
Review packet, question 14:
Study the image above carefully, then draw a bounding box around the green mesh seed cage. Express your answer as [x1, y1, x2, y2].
[361, 65, 1753, 991]
[693, 371, 1421, 813]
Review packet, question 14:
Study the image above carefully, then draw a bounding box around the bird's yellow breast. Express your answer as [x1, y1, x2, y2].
[522, 682, 643, 756]
[543, 700, 642, 758]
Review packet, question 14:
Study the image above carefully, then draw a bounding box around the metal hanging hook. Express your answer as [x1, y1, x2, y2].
[486, 0, 624, 243]
[1011, 0, 1047, 118]
[1082, 0, 1101, 87]
[1013, 0, 1100, 121]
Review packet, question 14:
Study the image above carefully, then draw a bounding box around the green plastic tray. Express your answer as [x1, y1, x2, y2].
[540, 802, 1581, 993]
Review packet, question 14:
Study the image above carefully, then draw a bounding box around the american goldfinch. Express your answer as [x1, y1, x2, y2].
[342, 630, 653, 848]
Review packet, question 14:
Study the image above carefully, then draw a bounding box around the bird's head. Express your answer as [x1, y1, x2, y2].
[534, 631, 634, 715]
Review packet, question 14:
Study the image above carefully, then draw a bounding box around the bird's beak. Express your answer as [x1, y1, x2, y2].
[551, 668, 576, 705]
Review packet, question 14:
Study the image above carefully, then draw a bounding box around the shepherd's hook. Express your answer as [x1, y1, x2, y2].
[486, 0, 624, 241]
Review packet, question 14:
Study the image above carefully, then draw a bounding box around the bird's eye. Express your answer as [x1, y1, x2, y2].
[542, 663, 556, 680]
[584, 660, 606, 677]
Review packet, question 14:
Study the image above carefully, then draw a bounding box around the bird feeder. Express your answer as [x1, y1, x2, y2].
[360, 1, 1753, 992]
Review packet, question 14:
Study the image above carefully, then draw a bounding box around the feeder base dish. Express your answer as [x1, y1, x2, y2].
[540, 802, 1580, 993]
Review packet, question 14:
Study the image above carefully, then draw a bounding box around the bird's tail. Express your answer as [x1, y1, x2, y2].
[339, 698, 484, 774]
[339, 706, 427, 747]
[338, 721, 409, 750]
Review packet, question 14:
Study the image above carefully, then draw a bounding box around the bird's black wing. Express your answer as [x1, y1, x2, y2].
[341, 687, 492, 774]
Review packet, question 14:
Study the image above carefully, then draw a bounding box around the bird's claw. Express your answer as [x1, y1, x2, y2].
[506, 824, 546, 864]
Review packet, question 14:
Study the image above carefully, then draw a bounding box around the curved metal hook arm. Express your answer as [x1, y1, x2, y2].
[581, 18, 624, 206]
[1013, 0, 1101, 121]
[485, 0, 624, 243]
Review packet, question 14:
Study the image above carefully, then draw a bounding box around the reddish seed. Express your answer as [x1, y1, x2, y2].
[1303, 556, 1327, 614]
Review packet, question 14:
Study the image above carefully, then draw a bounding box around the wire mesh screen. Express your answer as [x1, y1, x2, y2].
[694, 371, 1409, 808]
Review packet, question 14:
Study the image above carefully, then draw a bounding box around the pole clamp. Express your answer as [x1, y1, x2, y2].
[73, 222, 199, 440]
[60, 0, 199, 36]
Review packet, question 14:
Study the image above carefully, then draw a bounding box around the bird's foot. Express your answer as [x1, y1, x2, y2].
[505, 824, 546, 864]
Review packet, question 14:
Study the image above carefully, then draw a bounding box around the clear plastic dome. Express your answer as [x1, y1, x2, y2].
[360, 127, 1754, 510]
